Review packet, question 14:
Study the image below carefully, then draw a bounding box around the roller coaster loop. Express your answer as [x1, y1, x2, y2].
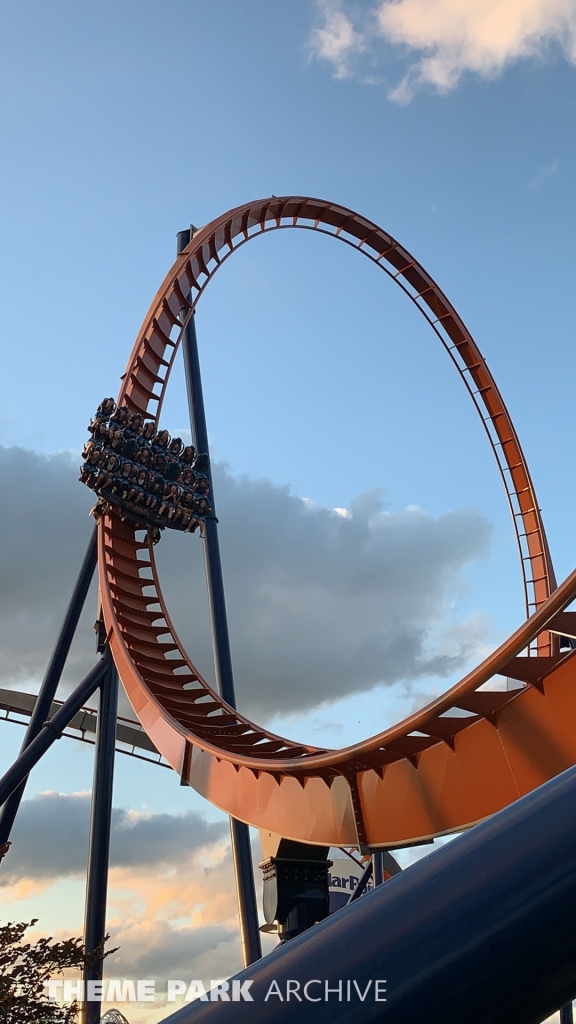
[97, 196, 576, 851]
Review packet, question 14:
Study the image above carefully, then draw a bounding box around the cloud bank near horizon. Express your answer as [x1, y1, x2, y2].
[0, 443, 491, 720]
[0, 791, 228, 887]
[309, 0, 576, 101]
[3, 791, 247, 1007]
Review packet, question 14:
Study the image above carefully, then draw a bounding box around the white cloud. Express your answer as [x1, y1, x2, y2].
[0, 445, 96, 691]
[527, 158, 560, 189]
[0, 791, 228, 886]
[160, 473, 492, 717]
[308, 0, 366, 78]
[2, 792, 265, 1010]
[0, 444, 492, 719]
[379, 0, 576, 101]
[308, 0, 576, 101]
[103, 917, 241, 997]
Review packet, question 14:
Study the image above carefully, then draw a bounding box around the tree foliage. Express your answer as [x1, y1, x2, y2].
[0, 919, 114, 1023]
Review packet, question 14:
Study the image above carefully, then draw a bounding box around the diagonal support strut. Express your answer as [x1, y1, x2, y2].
[0, 526, 97, 848]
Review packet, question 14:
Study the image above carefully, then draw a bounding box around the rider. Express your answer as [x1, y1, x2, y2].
[79, 447, 103, 487]
[141, 419, 156, 443]
[131, 467, 150, 505]
[180, 445, 196, 466]
[145, 472, 164, 511]
[96, 398, 116, 419]
[110, 405, 132, 431]
[116, 458, 136, 501]
[135, 446, 151, 468]
[158, 481, 180, 521]
[193, 452, 210, 473]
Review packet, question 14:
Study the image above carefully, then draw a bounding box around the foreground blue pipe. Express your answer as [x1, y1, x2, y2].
[160, 762, 576, 1024]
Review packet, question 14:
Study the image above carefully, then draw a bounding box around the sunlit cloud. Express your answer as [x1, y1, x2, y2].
[108, 854, 237, 928]
[0, 792, 251, 1019]
[308, 0, 576, 101]
[0, 792, 228, 888]
[308, 0, 366, 78]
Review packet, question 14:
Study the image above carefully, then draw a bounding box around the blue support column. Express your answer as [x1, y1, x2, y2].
[0, 526, 97, 851]
[180, 309, 235, 704]
[177, 228, 261, 967]
[561, 1003, 574, 1024]
[0, 659, 106, 808]
[83, 647, 119, 1024]
[373, 851, 384, 886]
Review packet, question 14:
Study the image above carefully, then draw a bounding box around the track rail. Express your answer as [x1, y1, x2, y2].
[98, 197, 576, 848]
[0, 687, 167, 766]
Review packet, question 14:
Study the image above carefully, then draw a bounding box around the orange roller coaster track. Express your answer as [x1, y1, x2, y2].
[98, 196, 576, 850]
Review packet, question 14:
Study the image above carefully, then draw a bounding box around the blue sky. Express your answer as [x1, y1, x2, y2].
[0, 1, 575, 1020]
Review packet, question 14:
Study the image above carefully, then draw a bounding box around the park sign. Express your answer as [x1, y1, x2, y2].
[328, 858, 373, 913]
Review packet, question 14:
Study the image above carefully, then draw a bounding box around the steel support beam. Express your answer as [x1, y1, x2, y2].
[83, 647, 119, 1024]
[0, 686, 162, 759]
[348, 859, 373, 904]
[0, 659, 106, 811]
[181, 307, 262, 967]
[181, 313, 236, 703]
[177, 229, 261, 967]
[229, 816, 264, 961]
[373, 851, 384, 886]
[0, 527, 97, 847]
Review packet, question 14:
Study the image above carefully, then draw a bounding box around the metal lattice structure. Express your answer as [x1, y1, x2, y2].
[99, 1010, 130, 1024]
